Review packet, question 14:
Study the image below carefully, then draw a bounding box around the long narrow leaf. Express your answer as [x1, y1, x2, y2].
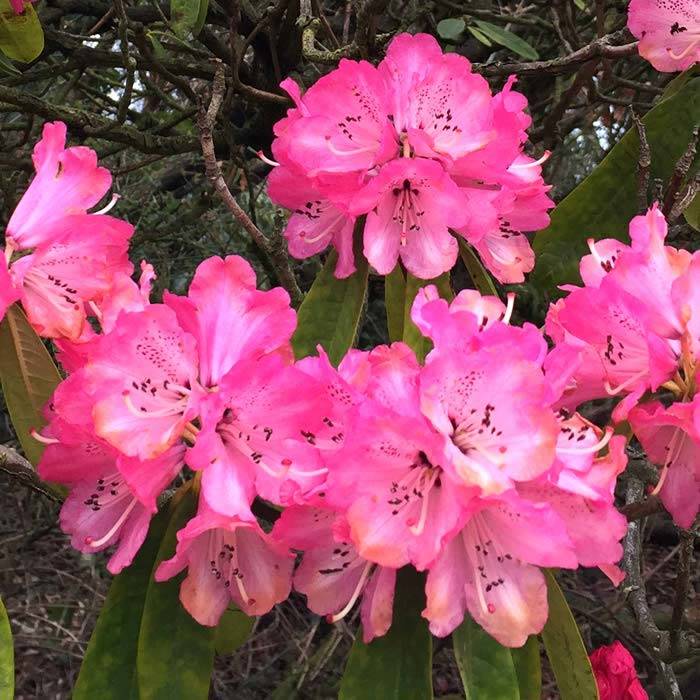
[137, 488, 218, 700]
[292, 224, 369, 364]
[339, 568, 433, 700]
[0, 597, 13, 700]
[541, 570, 599, 700]
[511, 635, 542, 700]
[453, 615, 520, 700]
[0, 304, 61, 466]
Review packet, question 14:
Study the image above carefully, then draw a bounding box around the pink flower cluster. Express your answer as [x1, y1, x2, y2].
[547, 205, 700, 529]
[1, 122, 134, 339]
[2, 122, 630, 648]
[266, 33, 553, 284]
[627, 0, 699, 72]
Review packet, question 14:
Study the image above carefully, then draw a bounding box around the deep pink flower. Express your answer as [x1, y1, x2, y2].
[273, 506, 396, 643]
[628, 0, 700, 72]
[348, 158, 469, 277]
[155, 498, 294, 625]
[629, 399, 700, 528]
[5, 122, 113, 251]
[187, 353, 331, 518]
[38, 414, 184, 574]
[268, 33, 551, 281]
[89, 255, 295, 460]
[590, 641, 649, 700]
[267, 166, 357, 278]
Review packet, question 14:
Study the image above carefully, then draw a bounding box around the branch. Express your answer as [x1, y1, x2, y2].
[197, 62, 302, 306]
[670, 530, 695, 655]
[475, 29, 638, 77]
[0, 84, 205, 155]
[0, 445, 61, 503]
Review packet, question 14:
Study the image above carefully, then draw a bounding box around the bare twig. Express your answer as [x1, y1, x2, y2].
[197, 63, 302, 305]
[0, 445, 61, 503]
[669, 530, 694, 655]
[632, 110, 651, 213]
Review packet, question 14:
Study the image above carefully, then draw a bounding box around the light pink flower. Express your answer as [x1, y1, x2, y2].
[155, 498, 294, 625]
[273, 506, 396, 643]
[628, 0, 700, 72]
[629, 399, 700, 528]
[590, 641, 649, 700]
[348, 157, 469, 277]
[423, 491, 577, 646]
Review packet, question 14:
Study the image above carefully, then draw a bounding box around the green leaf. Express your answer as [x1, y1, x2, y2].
[137, 488, 216, 700]
[453, 615, 520, 700]
[213, 607, 254, 655]
[385, 264, 407, 342]
[531, 77, 700, 297]
[0, 304, 62, 466]
[0, 50, 20, 74]
[541, 570, 599, 700]
[683, 193, 700, 231]
[573, 0, 586, 10]
[339, 568, 433, 700]
[192, 0, 209, 36]
[458, 240, 499, 296]
[170, 0, 200, 38]
[0, 0, 43, 62]
[73, 507, 172, 699]
[473, 20, 539, 60]
[292, 223, 369, 364]
[402, 272, 452, 361]
[0, 597, 14, 700]
[437, 18, 466, 41]
[511, 636, 541, 700]
[467, 25, 493, 47]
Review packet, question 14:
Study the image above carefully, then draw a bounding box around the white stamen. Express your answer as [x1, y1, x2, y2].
[557, 427, 613, 455]
[288, 465, 329, 477]
[509, 151, 550, 170]
[257, 150, 280, 167]
[92, 193, 121, 216]
[85, 498, 137, 548]
[124, 393, 187, 418]
[409, 470, 439, 536]
[31, 429, 59, 445]
[325, 139, 376, 158]
[88, 301, 103, 322]
[604, 370, 646, 396]
[651, 427, 685, 496]
[329, 561, 373, 623]
[501, 293, 516, 325]
[587, 238, 604, 266]
[4, 243, 14, 265]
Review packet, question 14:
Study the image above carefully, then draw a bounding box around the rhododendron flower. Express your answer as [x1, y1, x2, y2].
[88, 255, 295, 460]
[590, 641, 649, 700]
[37, 412, 185, 574]
[546, 206, 686, 420]
[628, 0, 700, 72]
[348, 158, 469, 277]
[423, 491, 577, 645]
[1, 122, 135, 339]
[324, 323, 560, 572]
[5, 122, 113, 251]
[155, 499, 294, 625]
[273, 506, 396, 643]
[267, 33, 552, 282]
[629, 399, 700, 528]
